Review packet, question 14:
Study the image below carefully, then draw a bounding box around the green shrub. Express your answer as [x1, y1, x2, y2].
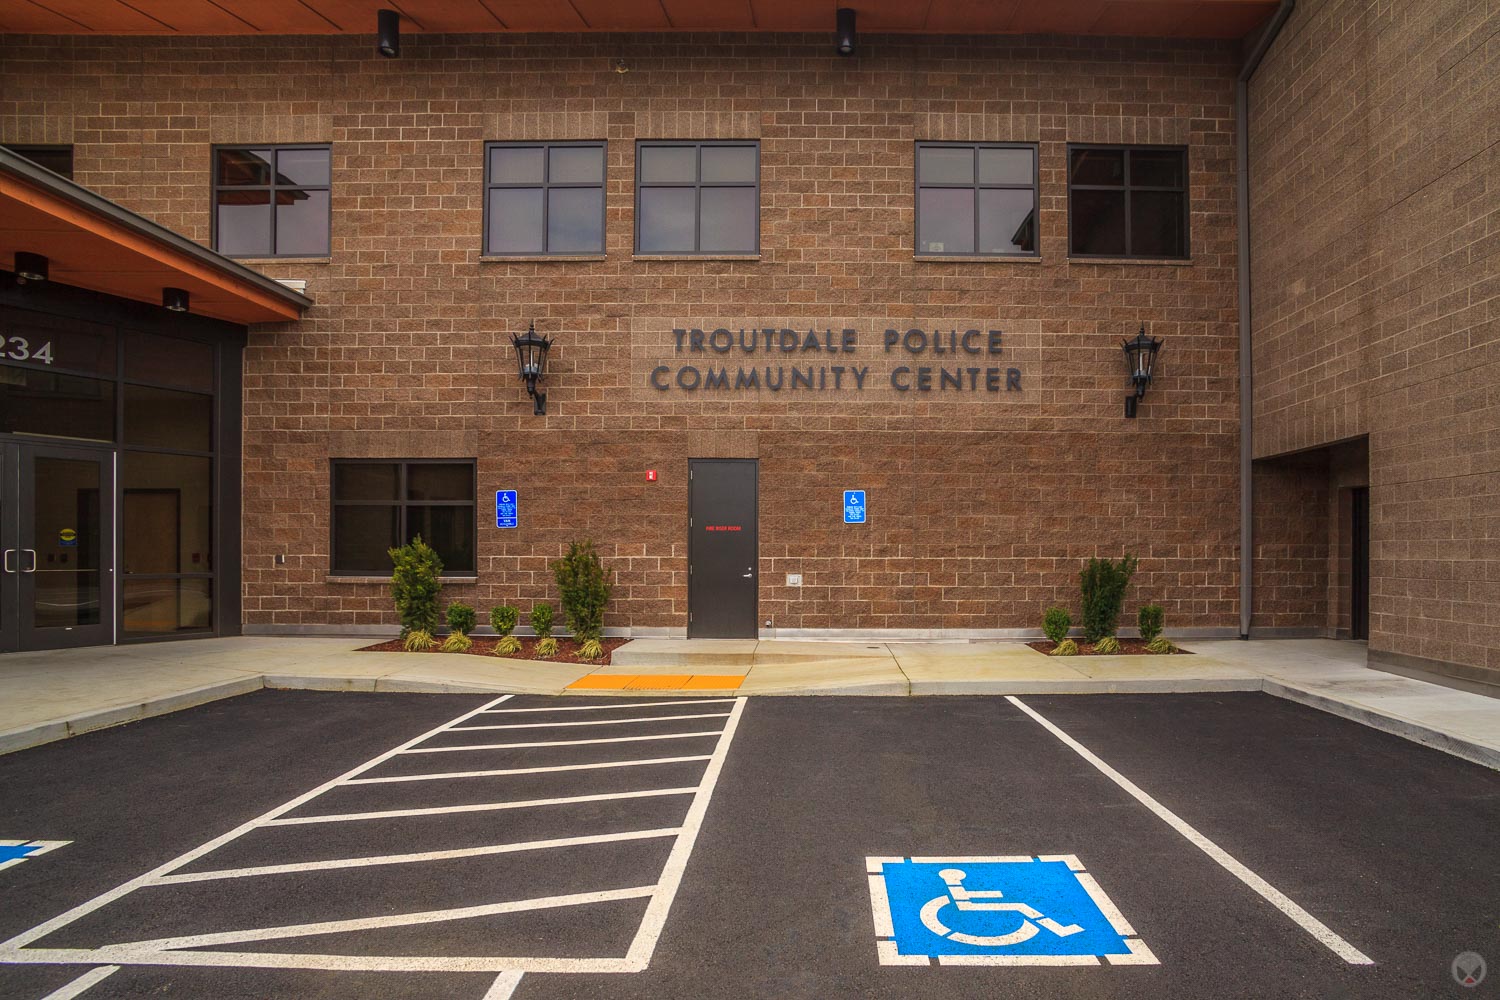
[440, 632, 473, 653]
[490, 605, 520, 637]
[493, 634, 522, 656]
[577, 638, 605, 661]
[530, 603, 555, 640]
[1043, 606, 1072, 644]
[552, 539, 613, 643]
[1093, 635, 1122, 655]
[1138, 603, 1165, 642]
[1079, 554, 1139, 643]
[389, 535, 443, 638]
[402, 629, 436, 652]
[536, 636, 559, 657]
[1146, 636, 1179, 655]
[446, 602, 476, 637]
[1051, 638, 1079, 656]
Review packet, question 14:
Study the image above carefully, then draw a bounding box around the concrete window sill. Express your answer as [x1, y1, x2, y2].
[632, 254, 762, 262]
[1066, 257, 1193, 266]
[232, 257, 332, 265]
[913, 255, 1044, 264]
[479, 255, 608, 263]
[326, 575, 478, 584]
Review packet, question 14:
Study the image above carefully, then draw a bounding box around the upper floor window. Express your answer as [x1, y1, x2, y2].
[485, 141, 606, 256]
[915, 142, 1038, 257]
[5, 144, 74, 179]
[330, 460, 476, 575]
[635, 141, 758, 255]
[1068, 145, 1188, 259]
[212, 145, 331, 258]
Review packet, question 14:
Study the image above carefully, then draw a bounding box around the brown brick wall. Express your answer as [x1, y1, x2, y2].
[3, 31, 1243, 634]
[1250, 0, 1500, 677]
[1251, 451, 1331, 632]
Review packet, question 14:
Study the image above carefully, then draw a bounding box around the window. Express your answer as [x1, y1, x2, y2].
[915, 143, 1038, 257]
[212, 145, 331, 257]
[484, 142, 606, 255]
[635, 141, 758, 254]
[1068, 145, 1188, 259]
[331, 460, 475, 575]
[6, 145, 73, 179]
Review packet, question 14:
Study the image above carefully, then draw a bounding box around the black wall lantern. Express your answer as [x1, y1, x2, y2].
[163, 287, 190, 313]
[14, 252, 48, 283]
[377, 9, 400, 58]
[836, 8, 857, 56]
[511, 321, 552, 415]
[1121, 324, 1162, 418]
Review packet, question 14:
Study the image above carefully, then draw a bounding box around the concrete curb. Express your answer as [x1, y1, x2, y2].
[908, 677, 1264, 696]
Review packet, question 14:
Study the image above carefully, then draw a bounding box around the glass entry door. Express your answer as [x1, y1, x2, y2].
[0, 442, 115, 651]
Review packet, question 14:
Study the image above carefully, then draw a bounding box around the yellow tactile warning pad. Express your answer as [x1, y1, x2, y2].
[566, 673, 746, 691]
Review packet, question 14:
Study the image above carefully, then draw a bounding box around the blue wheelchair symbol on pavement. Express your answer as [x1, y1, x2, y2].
[844, 490, 866, 524]
[0, 839, 69, 872]
[865, 855, 1156, 966]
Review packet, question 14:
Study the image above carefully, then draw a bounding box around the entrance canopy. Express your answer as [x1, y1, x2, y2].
[0, 0, 1279, 40]
[0, 148, 310, 325]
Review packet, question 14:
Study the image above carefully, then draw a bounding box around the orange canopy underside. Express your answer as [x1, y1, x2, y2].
[0, 0, 1277, 40]
[1, 174, 303, 325]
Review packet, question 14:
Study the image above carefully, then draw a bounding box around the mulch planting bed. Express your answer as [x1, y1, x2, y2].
[357, 636, 628, 665]
[1026, 639, 1192, 656]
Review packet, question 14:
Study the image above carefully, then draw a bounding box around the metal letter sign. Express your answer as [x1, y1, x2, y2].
[844, 490, 866, 524]
[865, 855, 1157, 966]
[495, 490, 518, 529]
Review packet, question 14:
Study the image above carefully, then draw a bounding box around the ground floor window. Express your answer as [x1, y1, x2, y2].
[330, 460, 476, 575]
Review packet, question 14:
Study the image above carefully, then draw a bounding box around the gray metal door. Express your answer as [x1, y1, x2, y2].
[687, 459, 758, 639]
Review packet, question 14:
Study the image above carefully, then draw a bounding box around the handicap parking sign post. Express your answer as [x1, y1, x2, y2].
[865, 855, 1157, 967]
[495, 490, 518, 529]
[844, 490, 866, 524]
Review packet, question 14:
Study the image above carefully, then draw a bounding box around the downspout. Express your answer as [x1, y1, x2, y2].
[1237, 0, 1295, 639]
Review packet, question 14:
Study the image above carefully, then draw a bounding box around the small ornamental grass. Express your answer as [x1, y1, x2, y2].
[402, 629, 437, 652]
[440, 632, 473, 653]
[494, 635, 522, 656]
[577, 638, 605, 662]
[1146, 635, 1179, 654]
[537, 636, 559, 657]
[1092, 636, 1122, 655]
[1051, 638, 1079, 656]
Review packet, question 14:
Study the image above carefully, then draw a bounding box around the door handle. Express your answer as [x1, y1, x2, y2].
[2, 549, 13, 573]
[741, 569, 754, 578]
[22, 549, 37, 573]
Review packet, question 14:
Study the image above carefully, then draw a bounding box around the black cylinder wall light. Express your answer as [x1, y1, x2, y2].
[377, 9, 400, 58]
[836, 8, 857, 56]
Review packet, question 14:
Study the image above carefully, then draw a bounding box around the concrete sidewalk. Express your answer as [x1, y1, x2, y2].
[0, 635, 1496, 770]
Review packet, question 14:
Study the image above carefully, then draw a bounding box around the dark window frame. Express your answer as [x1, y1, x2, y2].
[329, 458, 477, 576]
[5, 144, 74, 179]
[210, 143, 332, 259]
[483, 140, 607, 256]
[914, 142, 1039, 258]
[1066, 143, 1190, 260]
[634, 140, 761, 255]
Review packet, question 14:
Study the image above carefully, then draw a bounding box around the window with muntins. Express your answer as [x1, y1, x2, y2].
[635, 141, 759, 255]
[330, 460, 476, 575]
[485, 142, 607, 255]
[915, 143, 1038, 257]
[213, 145, 331, 258]
[1068, 145, 1188, 259]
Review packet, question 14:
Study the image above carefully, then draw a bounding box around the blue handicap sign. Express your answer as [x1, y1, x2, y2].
[843, 490, 866, 524]
[866, 855, 1155, 966]
[495, 490, 518, 529]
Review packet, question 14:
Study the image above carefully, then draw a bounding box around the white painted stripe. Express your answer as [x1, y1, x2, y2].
[121, 885, 658, 952]
[624, 698, 747, 971]
[263, 787, 698, 826]
[401, 730, 723, 753]
[0, 945, 633, 974]
[345, 755, 713, 784]
[1037, 853, 1086, 871]
[152, 828, 683, 884]
[1106, 938, 1160, 965]
[875, 939, 930, 966]
[866, 875, 894, 938]
[0, 694, 514, 952]
[481, 699, 737, 714]
[38, 966, 120, 1000]
[1074, 872, 1137, 936]
[938, 954, 1100, 966]
[865, 856, 903, 873]
[909, 855, 1031, 864]
[483, 970, 524, 998]
[1006, 696, 1375, 965]
[452, 712, 731, 731]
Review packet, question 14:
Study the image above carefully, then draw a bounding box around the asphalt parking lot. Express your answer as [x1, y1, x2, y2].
[1, 689, 1497, 998]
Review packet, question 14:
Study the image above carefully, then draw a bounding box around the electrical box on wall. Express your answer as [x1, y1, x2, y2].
[786, 573, 802, 587]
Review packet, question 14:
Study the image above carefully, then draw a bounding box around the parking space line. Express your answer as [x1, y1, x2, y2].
[37, 965, 119, 1000]
[345, 755, 715, 784]
[401, 731, 725, 753]
[262, 787, 700, 826]
[451, 712, 732, 731]
[118, 886, 660, 952]
[152, 828, 685, 884]
[479, 699, 737, 715]
[483, 970, 524, 999]
[1006, 695, 1375, 965]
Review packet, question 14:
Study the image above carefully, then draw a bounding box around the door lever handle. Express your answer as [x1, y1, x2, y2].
[2, 549, 13, 573]
[741, 571, 754, 578]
